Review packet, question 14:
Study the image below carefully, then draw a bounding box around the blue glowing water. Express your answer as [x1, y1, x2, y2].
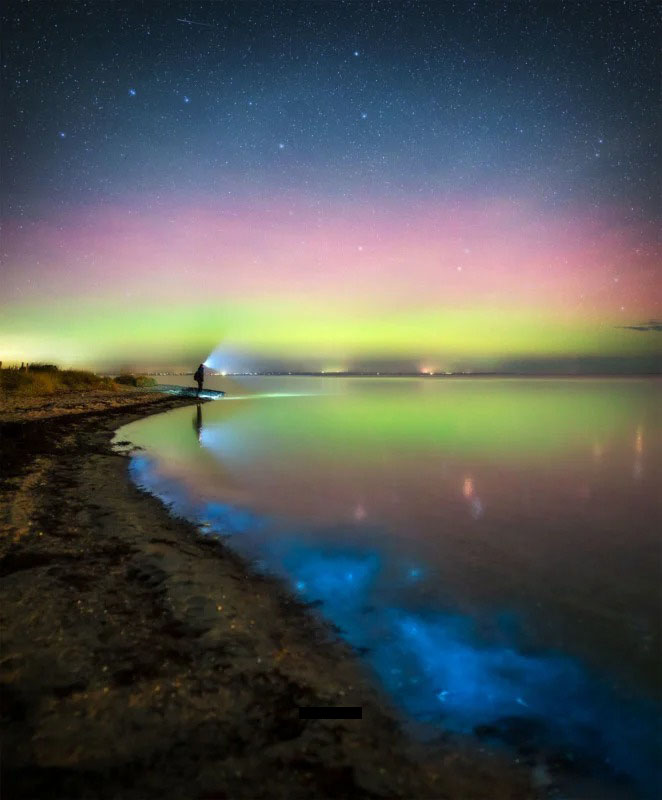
[116, 377, 662, 798]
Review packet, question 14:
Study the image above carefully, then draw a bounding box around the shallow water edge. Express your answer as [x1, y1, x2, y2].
[1, 396, 535, 800]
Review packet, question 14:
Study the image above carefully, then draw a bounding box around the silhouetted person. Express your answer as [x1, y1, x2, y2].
[194, 363, 205, 395]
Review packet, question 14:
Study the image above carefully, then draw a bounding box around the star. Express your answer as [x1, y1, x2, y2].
[128, 88, 136, 96]
[353, 50, 360, 57]
[361, 112, 368, 119]
[278, 142, 285, 149]
[183, 95, 191, 104]
[58, 131, 66, 138]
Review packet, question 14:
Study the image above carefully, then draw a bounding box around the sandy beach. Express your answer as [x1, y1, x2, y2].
[0, 391, 535, 799]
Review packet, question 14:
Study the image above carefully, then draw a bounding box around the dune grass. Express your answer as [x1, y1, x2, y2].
[0, 365, 118, 395]
[0, 364, 161, 396]
[114, 374, 157, 388]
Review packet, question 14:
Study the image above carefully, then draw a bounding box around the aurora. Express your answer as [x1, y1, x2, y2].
[1, 197, 660, 371]
[1, 1, 659, 373]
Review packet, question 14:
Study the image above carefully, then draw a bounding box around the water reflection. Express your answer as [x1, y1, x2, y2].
[193, 403, 203, 444]
[634, 425, 644, 480]
[462, 476, 484, 519]
[131, 451, 660, 796]
[116, 378, 662, 797]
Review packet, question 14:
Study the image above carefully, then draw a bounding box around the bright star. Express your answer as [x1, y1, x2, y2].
[353, 50, 360, 56]
[361, 112, 368, 119]
[278, 142, 285, 149]
[128, 88, 136, 96]
[183, 95, 190, 103]
[58, 131, 66, 138]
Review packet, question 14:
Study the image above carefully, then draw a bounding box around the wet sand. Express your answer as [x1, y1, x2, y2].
[0, 386, 177, 423]
[0, 392, 535, 799]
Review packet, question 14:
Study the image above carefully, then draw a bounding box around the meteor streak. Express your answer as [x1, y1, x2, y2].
[176, 18, 215, 28]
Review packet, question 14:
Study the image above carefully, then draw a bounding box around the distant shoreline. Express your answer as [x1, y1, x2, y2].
[143, 371, 662, 378]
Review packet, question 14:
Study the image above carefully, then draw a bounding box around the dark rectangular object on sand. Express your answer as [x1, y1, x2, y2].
[298, 706, 362, 719]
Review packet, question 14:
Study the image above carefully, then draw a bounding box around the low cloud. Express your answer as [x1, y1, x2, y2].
[617, 320, 662, 332]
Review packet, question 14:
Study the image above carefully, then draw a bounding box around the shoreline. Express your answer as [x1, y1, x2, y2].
[1, 392, 534, 799]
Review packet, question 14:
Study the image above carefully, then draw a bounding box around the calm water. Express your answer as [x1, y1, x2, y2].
[116, 377, 661, 797]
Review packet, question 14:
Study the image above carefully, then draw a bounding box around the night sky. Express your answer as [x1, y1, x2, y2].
[1, 1, 660, 372]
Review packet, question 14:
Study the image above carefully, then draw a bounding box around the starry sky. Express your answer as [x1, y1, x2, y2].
[1, 1, 660, 372]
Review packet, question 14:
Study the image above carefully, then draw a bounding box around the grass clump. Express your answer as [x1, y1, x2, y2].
[0, 366, 118, 395]
[25, 363, 59, 372]
[114, 374, 157, 388]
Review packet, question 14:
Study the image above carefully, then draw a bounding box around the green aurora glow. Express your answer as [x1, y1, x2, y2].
[2, 300, 659, 371]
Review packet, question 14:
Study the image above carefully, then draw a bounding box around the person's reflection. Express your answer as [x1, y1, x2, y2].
[193, 403, 203, 444]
